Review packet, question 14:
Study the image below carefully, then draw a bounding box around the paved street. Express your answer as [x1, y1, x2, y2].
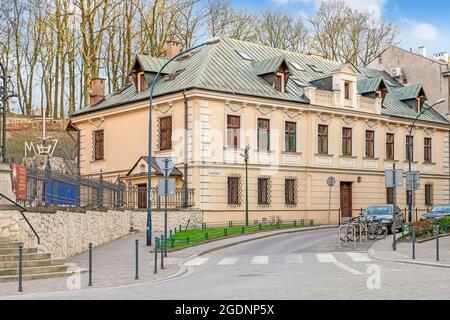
[3, 228, 450, 300]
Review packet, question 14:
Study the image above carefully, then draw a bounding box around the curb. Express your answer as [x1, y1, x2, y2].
[368, 244, 450, 269]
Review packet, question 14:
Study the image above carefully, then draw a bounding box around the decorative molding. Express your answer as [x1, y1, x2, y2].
[316, 113, 333, 124]
[341, 116, 356, 126]
[154, 103, 173, 115]
[89, 117, 105, 128]
[424, 128, 436, 137]
[365, 119, 380, 130]
[385, 123, 398, 133]
[256, 104, 276, 117]
[225, 100, 246, 114]
[283, 108, 302, 120]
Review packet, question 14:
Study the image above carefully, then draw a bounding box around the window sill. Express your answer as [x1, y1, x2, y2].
[364, 157, 380, 161]
[224, 147, 244, 151]
[403, 160, 419, 164]
[155, 149, 172, 153]
[340, 155, 357, 159]
[282, 151, 302, 155]
[315, 153, 334, 157]
[424, 162, 436, 165]
[257, 150, 275, 154]
[384, 159, 398, 162]
[90, 159, 106, 164]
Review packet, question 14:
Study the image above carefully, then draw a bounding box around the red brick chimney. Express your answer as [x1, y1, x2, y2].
[166, 41, 182, 59]
[90, 78, 106, 106]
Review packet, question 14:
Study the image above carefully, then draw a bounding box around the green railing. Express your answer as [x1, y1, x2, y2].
[157, 219, 315, 250]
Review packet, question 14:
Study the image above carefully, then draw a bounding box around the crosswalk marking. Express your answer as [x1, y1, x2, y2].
[316, 254, 337, 263]
[346, 252, 371, 262]
[185, 257, 210, 266]
[286, 255, 303, 264]
[251, 256, 269, 265]
[218, 257, 239, 265]
[333, 261, 363, 275]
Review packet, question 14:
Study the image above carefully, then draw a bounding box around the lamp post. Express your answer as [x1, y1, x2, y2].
[241, 145, 250, 226]
[407, 98, 446, 223]
[146, 38, 221, 246]
[0, 61, 17, 164]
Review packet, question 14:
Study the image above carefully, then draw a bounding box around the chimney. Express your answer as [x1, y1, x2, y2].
[166, 41, 182, 60]
[90, 78, 105, 106]
[418, 46, 427, 57]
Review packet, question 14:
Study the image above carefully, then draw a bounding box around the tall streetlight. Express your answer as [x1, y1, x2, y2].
[0, 61, 17, 163]
[146, 38, 221, 246]
[240, 145, 250, 226]
[407, 98, 446, 223]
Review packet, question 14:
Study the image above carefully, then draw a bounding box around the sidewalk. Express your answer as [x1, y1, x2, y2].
[369, 234, 450, 268]
[0, 225, 335, 297]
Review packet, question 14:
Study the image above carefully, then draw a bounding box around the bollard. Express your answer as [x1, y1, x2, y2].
[170, 229, 172, 238]
[160, 235, 165, 269]
[392, 219, 396, 251]
[259, 224, 262, 231]
[401, 225, 405, 240]
[436, 224, 440, 262]
[154, 238, 159, 273]
[171, 238, 175, 248]
[412, 227, 416, 260]
[241, 227, 245, 234]
[179, 225, 182, 233]
[135, 239, 139, 280]
[205, 233, 209, 241]
[294, 220, 297, 227]
[224, 229, 228, 236]
[88, 243, 93, 286]
[18, 244, 23, 293]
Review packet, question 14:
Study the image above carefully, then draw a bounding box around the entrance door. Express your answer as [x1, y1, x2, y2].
[137, 184, 147, 209]
[340, 182, 353, 218]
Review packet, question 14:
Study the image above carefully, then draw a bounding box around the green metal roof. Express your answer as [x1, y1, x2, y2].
[73, 37, 448, 125]
[252, 55, 286, 76]
[357, 77, 385, 94]
[391, 84, 425, 101]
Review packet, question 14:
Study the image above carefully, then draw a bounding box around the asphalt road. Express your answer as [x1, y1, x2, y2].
[5, 228, 450, 300]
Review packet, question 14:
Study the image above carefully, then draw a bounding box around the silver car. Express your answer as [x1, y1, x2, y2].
[420, 205, 450, 221]
[362, 204, 404, 232]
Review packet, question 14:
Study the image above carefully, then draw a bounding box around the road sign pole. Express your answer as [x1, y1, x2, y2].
[164, 159, 169, 258]
[328, 186, 331, 226]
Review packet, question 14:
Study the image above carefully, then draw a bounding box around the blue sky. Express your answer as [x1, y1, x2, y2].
[232, 0, 450, 56]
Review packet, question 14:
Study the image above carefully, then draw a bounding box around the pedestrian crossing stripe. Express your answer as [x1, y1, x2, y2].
[316, 254, 337, 263]
[345, 252, 371, 262]
[218, 257, 239, 265]
[251, 256, 269, 265]
[185, 257, 210, 266]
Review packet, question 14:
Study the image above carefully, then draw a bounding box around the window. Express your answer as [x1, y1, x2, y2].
[406, 135, 414, 161]
[424, 137, 432, 163]
[227, 177, 241, 205]
[236, 50, 253, 61]
[137, 184, 147, 209]
[308, 64, 323, 73]
[94, 130, 104, 161]
[386, 133, 395, 160]
[257, 119, 270, 151]
[425, 184, 433, 206]
[159, 116, 172, 150]
[416, 96, 426, 113]
[275, 73, 286, 93]
[290, 62, 305, 71]
[386, 188, 394, 205]
[227, 115, 240, 148]
[137, 72, 148, 92]
[285, 122, 296, 152]
[285, 178, 297, 205]
[344, 82, 351, 100]
[318, 125, 328, 154]
[342, 128, 352, 156]
[365, 130, 375, 158]
[258, 177, 270, 205]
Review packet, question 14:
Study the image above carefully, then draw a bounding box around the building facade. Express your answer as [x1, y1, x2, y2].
[368, 45, 450, 117]
[68, 38, 450, 224]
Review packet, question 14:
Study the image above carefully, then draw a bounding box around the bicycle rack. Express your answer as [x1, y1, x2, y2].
[338, 224, 357, 248]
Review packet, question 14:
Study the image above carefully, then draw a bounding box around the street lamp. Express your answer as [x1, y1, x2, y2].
[146, 37, 221, 246]
[407, 98, 446, 223]
[240, 145, 250, 227]
[0, 61, 17, 163]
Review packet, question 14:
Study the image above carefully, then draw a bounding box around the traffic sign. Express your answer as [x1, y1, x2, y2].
[406, 171, 420, 191]
[327, 176, 336, 187]
[385, 169, 403, 188]
[158, 179, 176, 196]
[155, 157, 178, 178]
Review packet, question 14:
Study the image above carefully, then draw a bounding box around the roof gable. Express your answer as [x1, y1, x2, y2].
[391, 84, 426, 101]
[252, 55, 289, 76]
[357, 77, 386, 94]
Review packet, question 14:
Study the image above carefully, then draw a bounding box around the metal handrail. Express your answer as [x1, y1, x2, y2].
[0, 192, 40, 244]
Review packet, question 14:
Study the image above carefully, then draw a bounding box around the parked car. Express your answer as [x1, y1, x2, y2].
[362, 204, 404, 232]
[420, 205, 450, 221]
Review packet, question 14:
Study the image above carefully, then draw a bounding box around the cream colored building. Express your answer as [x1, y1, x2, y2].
[68, 38, 450, 224]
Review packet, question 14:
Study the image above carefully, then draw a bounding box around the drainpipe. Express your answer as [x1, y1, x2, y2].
[183, 90, 188, 207]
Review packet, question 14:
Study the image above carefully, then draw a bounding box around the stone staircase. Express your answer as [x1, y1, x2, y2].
[0, 236, 80, 283]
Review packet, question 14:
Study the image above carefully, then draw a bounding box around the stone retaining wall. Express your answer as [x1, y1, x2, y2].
[0, 209, 202, 259]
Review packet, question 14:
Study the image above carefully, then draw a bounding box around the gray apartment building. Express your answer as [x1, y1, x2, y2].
[368, 46, 450, 116]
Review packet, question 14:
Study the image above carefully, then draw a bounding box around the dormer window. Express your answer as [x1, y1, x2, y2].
[344, 81, 351, 99]
[308, 64, 323, 73]
[290, 62, 305, 71]
[236, 50, 253, 61]
[137, 71, 148, 92]
[377, 88, 388, 99]
[416, 95, 426, 113]
[276, 72, 287, 93]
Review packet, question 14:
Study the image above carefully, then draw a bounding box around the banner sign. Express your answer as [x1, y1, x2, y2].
[10, 164, 27, 201]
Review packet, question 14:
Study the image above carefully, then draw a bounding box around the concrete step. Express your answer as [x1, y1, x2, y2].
[0, 248, 37, 255]
[0, 242, 23, 249]
[0, 258, 65, 269]
[0, 264, 68, 277]
[0, 253, 51, 262]
[0, 269, 84, 283]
